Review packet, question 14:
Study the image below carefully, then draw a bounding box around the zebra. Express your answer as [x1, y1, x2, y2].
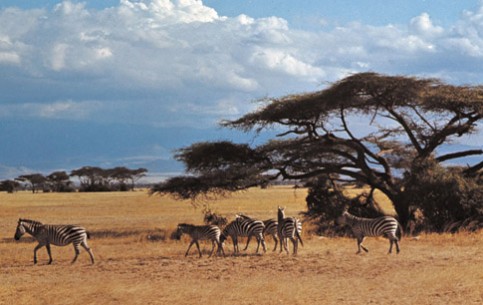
[220, 215, 267, 254]
[277, 206, 304, 255]
[336, 211, 402, 254]
[14, 218, 95, 264]
[237, 216, 279, 252]
[176, 223, 225, 258]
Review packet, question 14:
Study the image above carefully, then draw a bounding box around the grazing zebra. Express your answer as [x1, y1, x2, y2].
[220, 215, 267, 254]
[336, 211, 402, 254]
[14, 218, 95, 264]
[277, 207, 304, 255]
[176, 223, 225, 258]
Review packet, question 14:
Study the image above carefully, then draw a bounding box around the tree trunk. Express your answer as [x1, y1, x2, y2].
[392, 194, 410, 230]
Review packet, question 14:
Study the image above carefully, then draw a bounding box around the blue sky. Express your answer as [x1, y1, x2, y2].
[0, 0, 482, 182]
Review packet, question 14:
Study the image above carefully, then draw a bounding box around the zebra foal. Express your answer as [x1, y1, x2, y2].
[176, 223, 225, 258]
[277, 207, 303, 255]
[337, 211, 402, 254]
[14, 218, 95, 264]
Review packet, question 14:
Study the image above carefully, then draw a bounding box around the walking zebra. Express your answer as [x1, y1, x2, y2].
[238, 217, 280, 252]
[14, 218, 95, 264]
[176, 223, 225, 258]
[277, 207, 304, 254]
[220, 215, 267, 254]
[336, 211, 402, 254]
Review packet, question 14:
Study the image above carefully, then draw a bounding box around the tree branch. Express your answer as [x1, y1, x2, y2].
[436, 149, 483, 163]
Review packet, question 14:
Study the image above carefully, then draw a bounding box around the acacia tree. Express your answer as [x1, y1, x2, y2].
[152, 73, 483, 229]
[109, 167, 147, 191]
[16, 174, 47, 193]
[47, 171, 74, 192]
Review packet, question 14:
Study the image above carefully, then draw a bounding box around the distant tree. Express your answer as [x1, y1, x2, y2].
[16, 174, 46, 193]
[109, 167, 148, 191]
[70, 166, 110, 192]
[151, 72, 483, 230]
[71, 166, 148, 192]
[47, 171, 74, 192]
[0, 180, 20, 193]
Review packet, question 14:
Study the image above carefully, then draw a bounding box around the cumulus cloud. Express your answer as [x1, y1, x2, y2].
[1, 0, 483, 128]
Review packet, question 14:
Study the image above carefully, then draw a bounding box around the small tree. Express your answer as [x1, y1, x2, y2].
[47, 171, 74, 192]
[0, 180, 20, 193]
[16, 174, 46, 193]
[70, 166, 110, 192]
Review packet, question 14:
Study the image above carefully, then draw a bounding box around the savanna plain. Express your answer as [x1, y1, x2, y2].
[0, 187, 481, 305]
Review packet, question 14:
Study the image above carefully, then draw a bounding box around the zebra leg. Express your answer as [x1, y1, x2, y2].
[243, 236, 252, 251]
[261, 236, 267, 253]
[71, 244, 80, 264]
[232, 236, 239, 254]
[208, 240, 216, 257]
[356, 237, 369, 254]
[33, 243, 44, 264]
[283, 237, 290, 254]
[81, 242, 95, 264]
[217, 241, 226, 257]
[46, 243, 53, 264]
[185, 240, 195, 257]
[277, 233, 284, 253]
[391, 237, 401, 254]
[290, 237, 297, 255]
[195, 241, 202, 258]
[272, 234, 278, 252]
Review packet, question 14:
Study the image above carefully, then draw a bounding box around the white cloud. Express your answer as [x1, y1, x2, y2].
[0, 100, 102, 120]
[0, 51, 20, 64]
[409, 13, 444, 37]
[0, 0, 483, 127]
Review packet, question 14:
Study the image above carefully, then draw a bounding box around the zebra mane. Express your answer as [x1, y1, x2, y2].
[19, 218, 43, 225]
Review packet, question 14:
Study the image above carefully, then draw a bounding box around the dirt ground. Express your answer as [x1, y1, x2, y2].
[2, 232, 482, 305]
[0, 190, 482, 305]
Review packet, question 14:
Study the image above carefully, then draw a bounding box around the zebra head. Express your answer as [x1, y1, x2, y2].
[335, 211, 350, 226]
[175, 223, 189, 237]
[14, 219, 27, 240]
[277, 206, 285, 221]
[219, 232, 227, 245]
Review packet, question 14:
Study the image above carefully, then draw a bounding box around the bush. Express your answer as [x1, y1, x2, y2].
[404, 159, 483, 232]
[303, 176, 383, 236]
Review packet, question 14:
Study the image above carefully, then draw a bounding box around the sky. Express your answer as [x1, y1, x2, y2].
[0, 0, 482, 182]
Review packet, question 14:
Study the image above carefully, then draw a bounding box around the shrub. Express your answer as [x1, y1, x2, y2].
[404, 159, 483, 232]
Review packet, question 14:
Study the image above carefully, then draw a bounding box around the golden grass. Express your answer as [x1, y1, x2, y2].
[0, 187, 482, 305]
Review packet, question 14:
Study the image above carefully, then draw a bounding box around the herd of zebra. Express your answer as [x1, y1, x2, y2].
[13, 207, 403, 264]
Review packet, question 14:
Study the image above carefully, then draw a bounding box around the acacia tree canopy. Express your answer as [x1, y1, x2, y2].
[152, 72, 483, 226]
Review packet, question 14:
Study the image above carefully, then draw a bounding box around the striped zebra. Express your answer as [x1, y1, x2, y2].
[277, 207, 304, 255]
[336, 211, 402, 254]
[176, 223, 225, 258]
[14, 218, 95, 264]
[239, 217, 288, 252]
[220, 215, 267, 254]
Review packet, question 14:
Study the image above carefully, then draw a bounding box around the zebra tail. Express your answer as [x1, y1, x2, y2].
[86, 231, 91, 239]
[295, 224, 304, 247]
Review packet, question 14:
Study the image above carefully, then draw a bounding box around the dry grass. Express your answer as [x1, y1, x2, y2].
[0, 187, 482, 305]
